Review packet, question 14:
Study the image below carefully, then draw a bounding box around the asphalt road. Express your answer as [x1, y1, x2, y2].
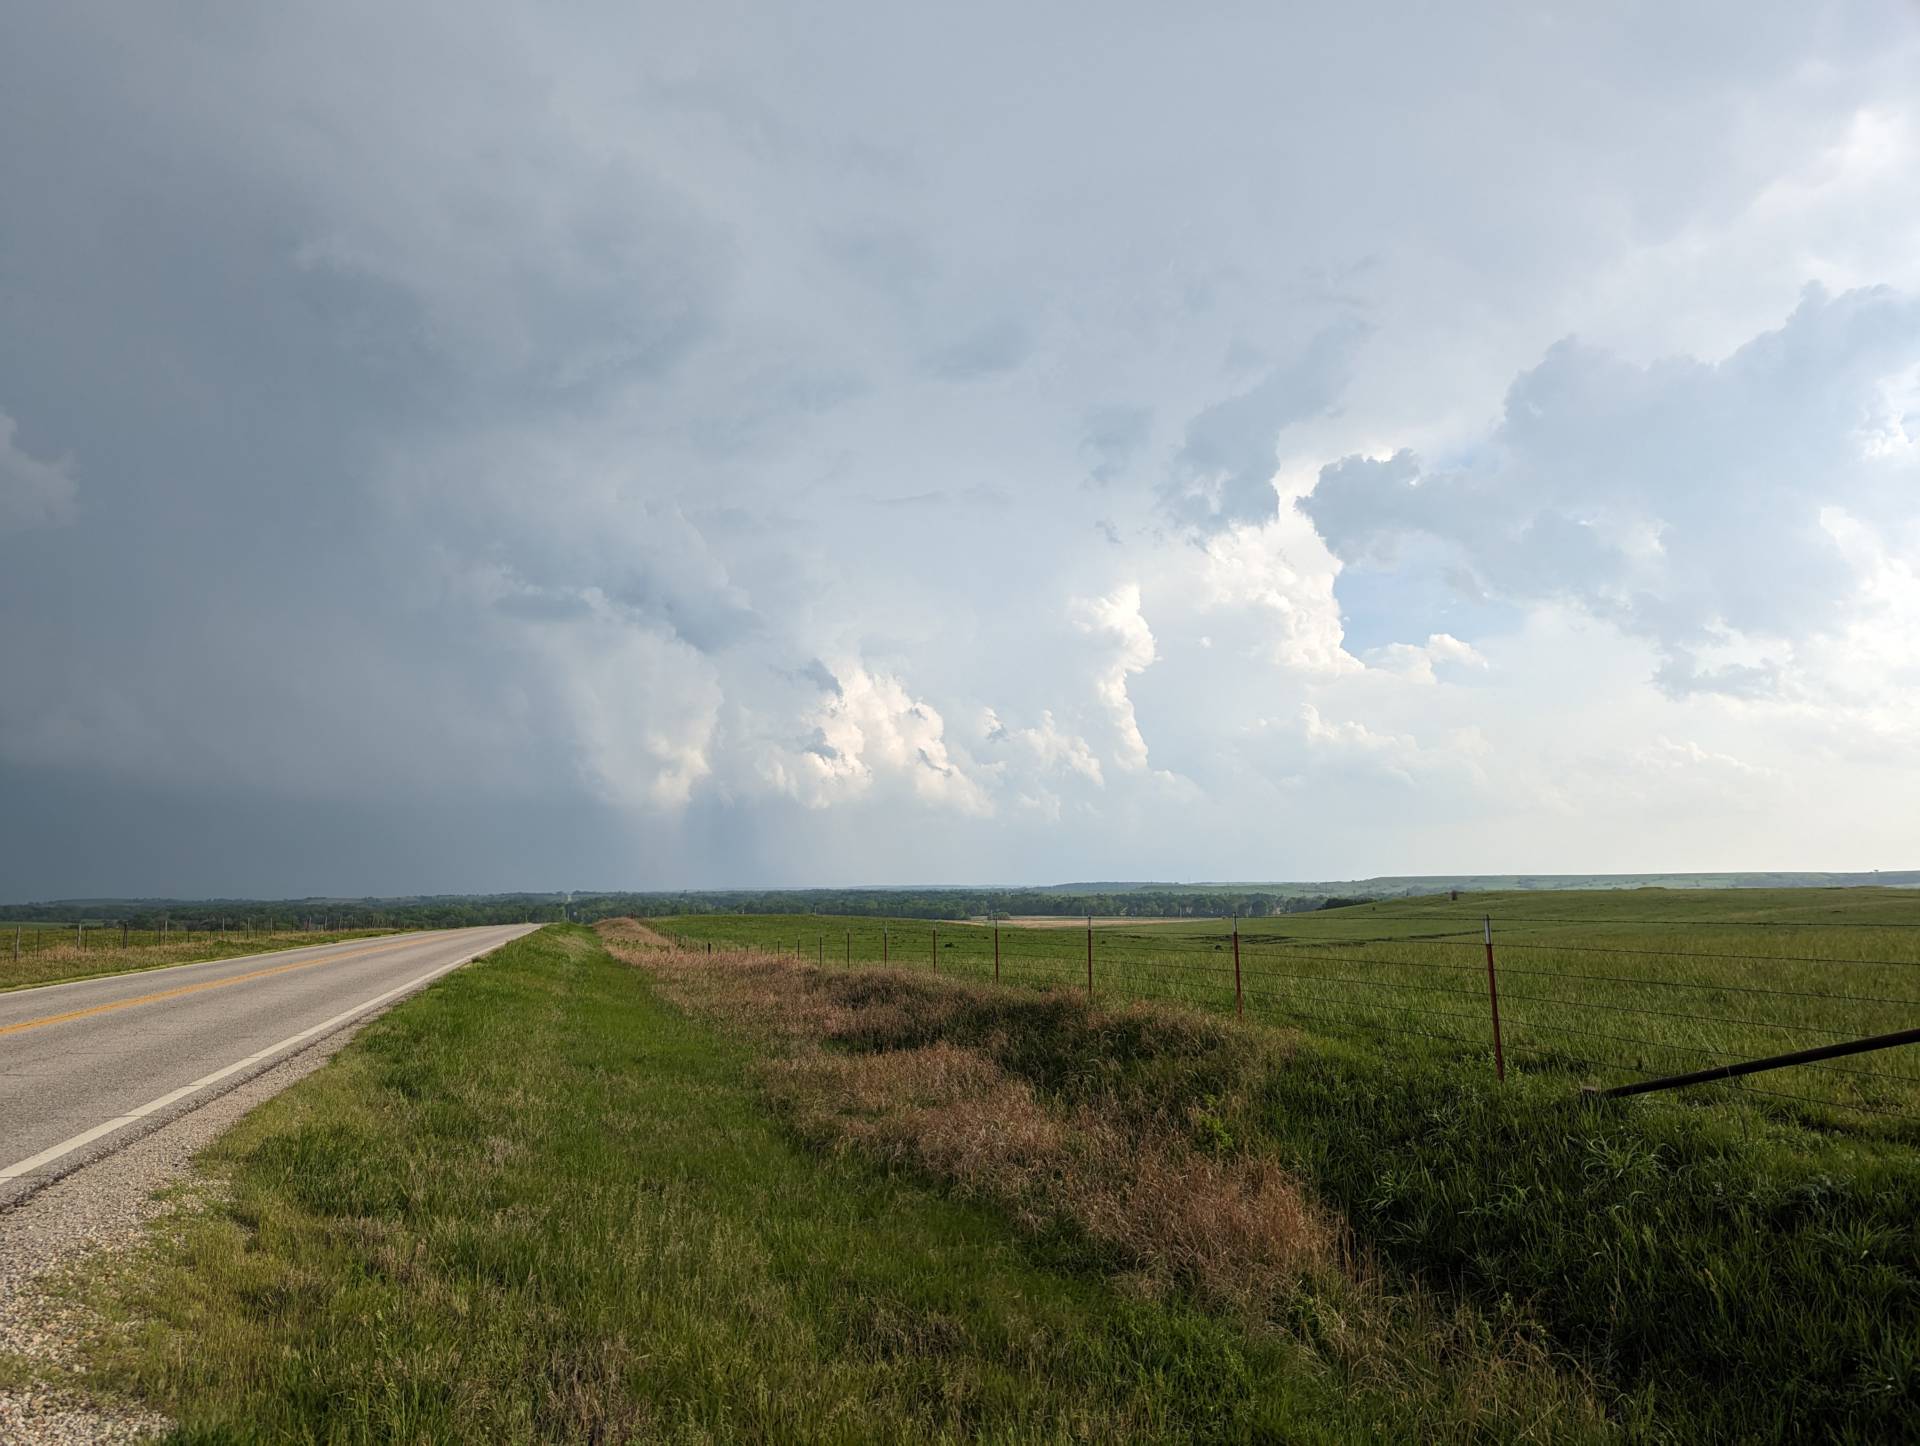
[0, 925, 535, 1206]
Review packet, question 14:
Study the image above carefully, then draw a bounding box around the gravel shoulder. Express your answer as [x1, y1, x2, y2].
[0, 1023, 374, 1442]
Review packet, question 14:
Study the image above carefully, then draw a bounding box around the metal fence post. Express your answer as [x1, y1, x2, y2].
[1232, 913, 1243, 1019]
[1483, 915, 1506, 1082]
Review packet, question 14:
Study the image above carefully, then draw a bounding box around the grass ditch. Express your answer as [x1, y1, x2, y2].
[608, 920, 1920, 1443]
[76, 922, 1564, 1442]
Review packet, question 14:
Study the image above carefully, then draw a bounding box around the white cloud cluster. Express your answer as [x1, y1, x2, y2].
[1071, 584, 1158, 773]
[1299, 286, 1920, 701]
[769, 663, 992, 816]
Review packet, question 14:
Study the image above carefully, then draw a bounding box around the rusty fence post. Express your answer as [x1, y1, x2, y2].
[1483, 915, 1506, 1082]
[1232, 913, 1243, 1019]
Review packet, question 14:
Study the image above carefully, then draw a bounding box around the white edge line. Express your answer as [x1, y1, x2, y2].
[0, 929, 529, 1182]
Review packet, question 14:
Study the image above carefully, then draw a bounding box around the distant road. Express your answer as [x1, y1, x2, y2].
[0, 925, 535, 1206]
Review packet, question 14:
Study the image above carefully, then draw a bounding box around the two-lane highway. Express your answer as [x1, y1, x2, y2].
[0, 925, 535, 1206]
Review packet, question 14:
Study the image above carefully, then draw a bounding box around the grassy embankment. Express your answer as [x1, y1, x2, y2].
[0, 926, 403, 993]
[654, 888, 1920, 1132]
[64, 919, 1920, 1441]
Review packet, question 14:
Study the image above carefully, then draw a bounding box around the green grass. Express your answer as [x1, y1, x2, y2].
[0, 927, 403, 993]
[633, 934, 1919, 1441]
[87, 925, 1506, 1442]
[655, 889, 1920, 1134]
[78, 922, 1920, 1441]
[873, 978, 1919, 1439]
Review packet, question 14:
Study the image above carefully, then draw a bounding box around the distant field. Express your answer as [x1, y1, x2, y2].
[660, 888, 1920, 1136]
[0, 926, 401, 992]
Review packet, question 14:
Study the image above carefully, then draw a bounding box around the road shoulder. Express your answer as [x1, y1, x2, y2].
[0, 1011, 391, 1442]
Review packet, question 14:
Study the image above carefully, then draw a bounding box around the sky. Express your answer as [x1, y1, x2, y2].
[4, 3, 1920, 898]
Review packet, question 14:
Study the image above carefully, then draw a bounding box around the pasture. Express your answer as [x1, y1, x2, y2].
[657, 888, 1920, 1136]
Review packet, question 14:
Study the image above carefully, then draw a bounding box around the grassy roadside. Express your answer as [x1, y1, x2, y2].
[0, 929, 401, 993]
[618, 924, 1919, 1443]
[79, 924, 1484, 1441]
[71, 923, 1919, 1441]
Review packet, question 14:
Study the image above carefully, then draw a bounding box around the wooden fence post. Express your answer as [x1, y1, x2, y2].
[1233, 913, 1242, 1019]
[1483, 915, 1506, 1082]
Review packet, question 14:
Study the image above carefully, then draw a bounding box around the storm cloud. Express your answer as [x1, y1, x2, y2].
[4, 3, 1919, 895]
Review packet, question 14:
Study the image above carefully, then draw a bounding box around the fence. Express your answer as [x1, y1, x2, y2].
[657, 911, 1920, 1133]
[5, 916, 380, 967]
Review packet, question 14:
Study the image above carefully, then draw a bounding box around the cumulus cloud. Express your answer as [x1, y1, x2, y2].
[1299, 286, 1920, 696]
[1365, 633, 1489, 684]
[772, 663, 992, 815]
[983, 707, 1105, 787]
[1071, 584, 1159, 773]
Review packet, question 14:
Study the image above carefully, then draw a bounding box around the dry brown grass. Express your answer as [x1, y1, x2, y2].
[599, 920, 1344, 1313]
[595, 922, 1620, 1438]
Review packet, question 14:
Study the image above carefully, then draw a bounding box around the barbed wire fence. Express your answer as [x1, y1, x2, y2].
[660, 912, 1920, 1130]
[5, 914, 383, 966]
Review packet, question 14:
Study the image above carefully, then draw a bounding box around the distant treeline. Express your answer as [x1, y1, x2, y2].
[563, 889, 1387, 921]
[6, 872, 1912, 930]
[0, 888, 1386, 929]
[0, 894, 571, 930]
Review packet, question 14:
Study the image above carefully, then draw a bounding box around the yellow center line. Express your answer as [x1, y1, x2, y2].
[0, 935, 433, 1038]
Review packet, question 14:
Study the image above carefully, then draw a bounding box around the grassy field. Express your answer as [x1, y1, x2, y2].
[64, 923, 1604, 1443]
[0, 926, 402, 993]
[63, 922, 1919, 1441]
[653, 889, 1920, 1136]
